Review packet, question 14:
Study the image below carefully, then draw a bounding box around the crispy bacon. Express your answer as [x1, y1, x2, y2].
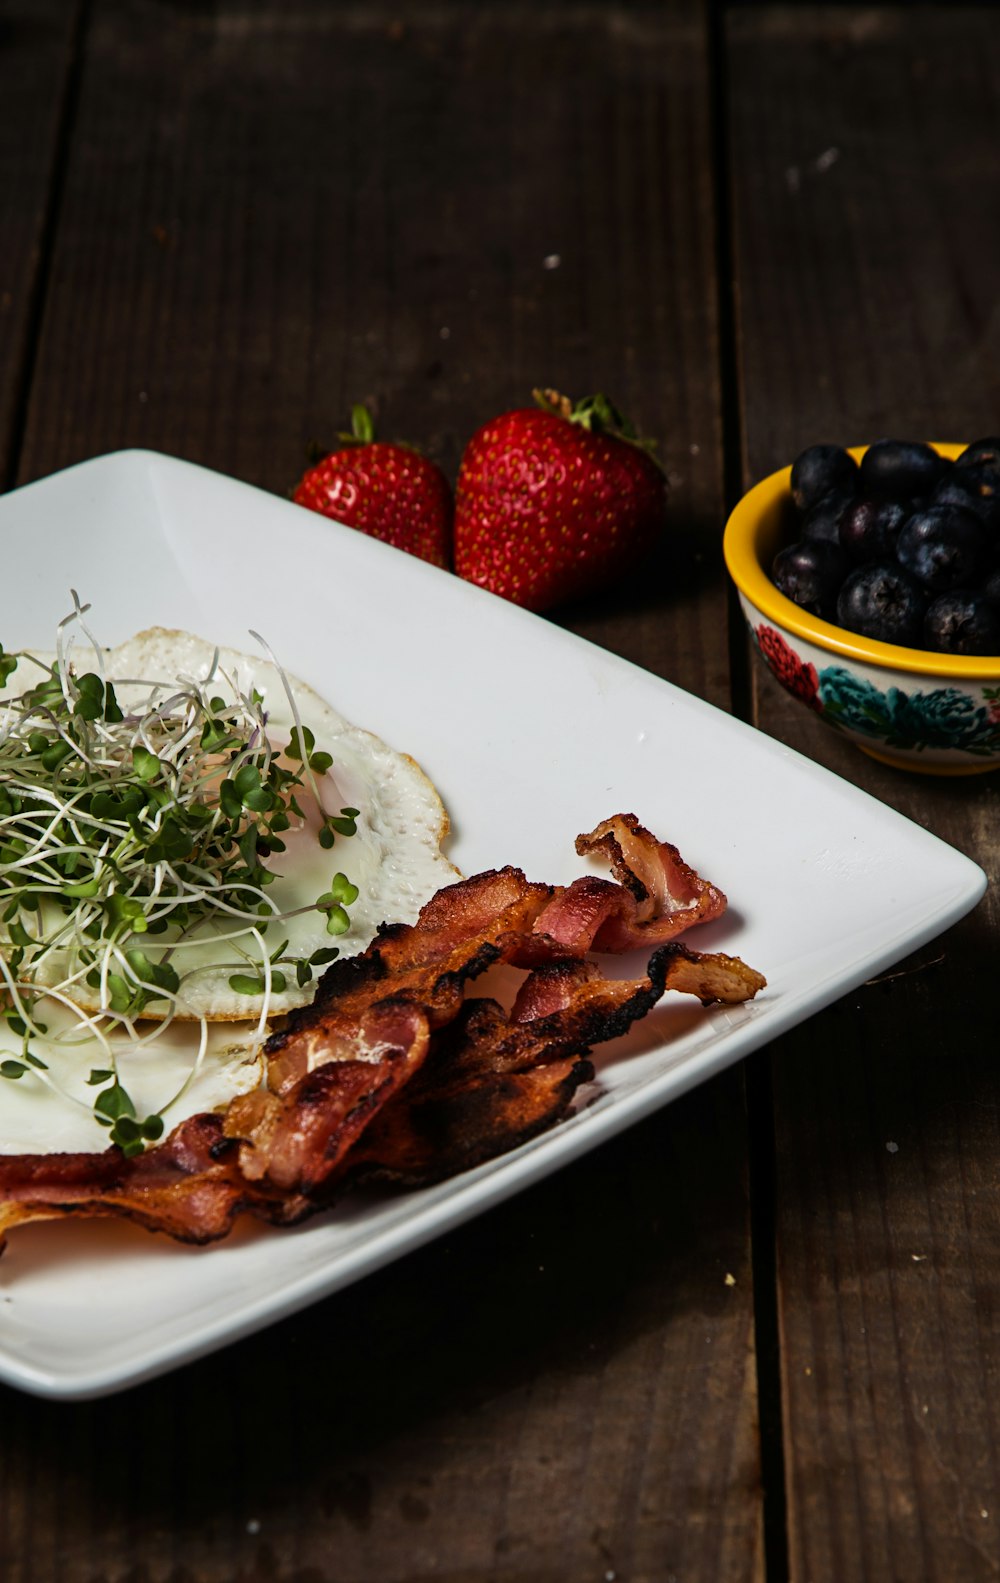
[266, 866, 553, 1094]
[658, 942, 767, 1005]
[0, 1001, 430, 1245]
[0, 1113, 238, 1245]
[0, 818, 766, 1251]
[344, 954, 673, 1184]
[528, 813, 728, 955]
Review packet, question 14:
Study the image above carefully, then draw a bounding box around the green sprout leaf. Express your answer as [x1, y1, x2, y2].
[227, 969, 288, 996]
[132, 745, 161, 781]
[40, 740, 74, 774]
[94, 1079, 135, 1124]
[107, 895, 149, 934]
[109, 1111, 164, 1157]
[329, 807, 360, 838]
[63, 876, 101, 899]
[285, 725, 315, 762]
[228, 973, 264, 995]
[329, 872, 359, 905]
[309, 946, 341, 967]
[316, 872, 360, 931]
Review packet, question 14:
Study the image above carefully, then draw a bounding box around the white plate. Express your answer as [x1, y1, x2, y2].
[0, 451, 986, 1400]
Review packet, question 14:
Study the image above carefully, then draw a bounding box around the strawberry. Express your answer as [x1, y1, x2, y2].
[293, 405, 452, 569]
[454, 389, 667, 611]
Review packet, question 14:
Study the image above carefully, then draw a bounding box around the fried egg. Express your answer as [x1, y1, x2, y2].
[0, 626, 456, 1152]
[0, 1013, 264, 1154]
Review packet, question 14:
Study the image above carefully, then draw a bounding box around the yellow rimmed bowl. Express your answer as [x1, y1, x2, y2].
[724, 443, 1000, 775]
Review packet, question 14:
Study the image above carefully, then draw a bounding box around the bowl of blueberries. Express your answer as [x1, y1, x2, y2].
[723, 438, 1000, 773]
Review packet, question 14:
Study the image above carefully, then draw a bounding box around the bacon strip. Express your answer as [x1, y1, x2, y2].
[344, 955, 666, 1184]
[0, 1113, 239, 1245]
[0, 1001, 430, 1245]
[0, 818, 766, 1252]
[527, 813, 728, 955]
[659, 942, 767, 1005]
[266, 866, 552, 1094]
[347, 942, 764, 1186]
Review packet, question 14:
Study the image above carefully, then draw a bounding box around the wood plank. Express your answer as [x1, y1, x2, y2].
[15, 0, 730, 704]
[0, 1, 82, 481]
[728, 7, 1000, 1579]
[1, 4, 762, 1581]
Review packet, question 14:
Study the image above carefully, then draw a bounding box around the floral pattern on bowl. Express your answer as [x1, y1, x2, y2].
[753, 623, 1000, 770]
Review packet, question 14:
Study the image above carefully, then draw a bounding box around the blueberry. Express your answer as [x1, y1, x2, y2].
[836, 563, 927, 646]
[956, 438, 1000, 475]
[923, 591, 1000, 656]
[896, 504, 988, 591]
[801, 490, 853, 544]
[789, 445, 858, 514]
[839, 498, 909, 562]
[944, 463, 1000, 527]
[772, 539, 848, 618]
[981, 565, 1000, 605]
[934, 474, 1000, 531]
[859, 439, 948, 499]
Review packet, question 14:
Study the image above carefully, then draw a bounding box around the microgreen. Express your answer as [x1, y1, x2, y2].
[0, 599, 360, 1152]
[0, 647, 18, 688]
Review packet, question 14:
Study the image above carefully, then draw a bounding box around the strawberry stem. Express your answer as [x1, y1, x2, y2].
[531, 387, 662, 469]
[572, 393, 631, 437]
[310, 404, 426, 460]
[351, 404, 375, 444]
[330, 403, 377, 448]
[533, 388, 575, 421]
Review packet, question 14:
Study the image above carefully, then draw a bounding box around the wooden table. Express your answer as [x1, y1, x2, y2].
[1, 3, 998, 1579]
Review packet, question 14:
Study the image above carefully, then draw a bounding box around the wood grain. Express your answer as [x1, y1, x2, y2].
[728, 7, 1000, 1579]
[0, 4, 763, 1581]
[0, 1, 82, 481]
[17, 0, 729, 701]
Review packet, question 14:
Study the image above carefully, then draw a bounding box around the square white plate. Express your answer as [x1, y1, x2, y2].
[0, 451, 986, 1400]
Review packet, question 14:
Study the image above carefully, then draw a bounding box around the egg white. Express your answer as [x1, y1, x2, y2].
[0, 1011, 264, 1154]
[0, 626, 456, 1152]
